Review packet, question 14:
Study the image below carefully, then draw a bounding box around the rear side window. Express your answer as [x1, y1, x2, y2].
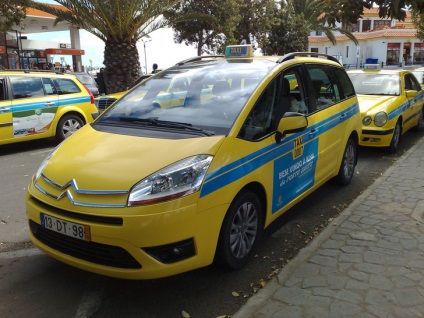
[404, 73, 421, 91]
[52, 78, 81, 95]
[10, 76, 45, 99]
[332, 67, 355, 98]
[306, 64, 339, 110]
[42, 78, 57, 95]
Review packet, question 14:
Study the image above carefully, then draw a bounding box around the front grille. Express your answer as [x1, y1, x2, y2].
[30, 220, 141, 269]
[29, 196, 123, 226]
[97, 98, 117, 111]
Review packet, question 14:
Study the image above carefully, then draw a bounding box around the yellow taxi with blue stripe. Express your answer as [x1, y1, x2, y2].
[0, 70, 98, 145]
[26, 45, 361, 279]
[348, 65, 424, 153]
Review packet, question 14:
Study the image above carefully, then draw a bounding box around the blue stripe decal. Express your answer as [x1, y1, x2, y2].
[200, 102, 359, 198]
[11, 96, 90, 112]
[387, 90, 424, 121]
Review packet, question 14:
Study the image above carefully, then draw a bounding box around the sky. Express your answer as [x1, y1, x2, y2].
[28, 27, 198, 73]
[30, 1, 198, 73]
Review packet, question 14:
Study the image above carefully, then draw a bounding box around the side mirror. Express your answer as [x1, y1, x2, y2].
[275, 112, 308, 143]
[406, 90, 417, 98]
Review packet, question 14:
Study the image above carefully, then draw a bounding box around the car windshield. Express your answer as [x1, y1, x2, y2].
[349, 73, 400, 96]
[96, 59, 275, 135]
[75, 74, 96, 85]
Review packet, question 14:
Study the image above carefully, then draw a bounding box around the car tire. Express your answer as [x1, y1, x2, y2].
[413, 108, 424, 132]
[334, 138, 357, 185]
[215, 190, 262, 270]
[56, 114, 84, 142]
[388, 120, 401, 153]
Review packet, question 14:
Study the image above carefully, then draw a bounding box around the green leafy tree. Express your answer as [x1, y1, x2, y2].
[265, 8, 309, 55]
[0, 0, 31, 33]
[285, 0, 359, 47]
[164, 0, 240, 56]
[232, 0, 277, 50]
[28, 0, 181, 93]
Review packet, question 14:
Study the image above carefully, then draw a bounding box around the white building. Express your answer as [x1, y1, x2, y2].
[308, 8, 422, 68]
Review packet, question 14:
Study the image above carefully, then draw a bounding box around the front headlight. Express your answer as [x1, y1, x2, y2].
[362, 116, 372, 126]
[128, 155, 213, 206]
[374, 112, 387, 127]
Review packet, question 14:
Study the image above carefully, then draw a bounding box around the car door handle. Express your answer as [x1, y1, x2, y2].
[340, 113, 347, 120]
[44, 102, 55, 106]
[309, 129, 318, 137]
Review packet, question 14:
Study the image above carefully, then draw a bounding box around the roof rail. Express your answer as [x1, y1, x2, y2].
[2, 69, 63, 74]
[176, 55, 224, 66]
[277, 52, 340, 65]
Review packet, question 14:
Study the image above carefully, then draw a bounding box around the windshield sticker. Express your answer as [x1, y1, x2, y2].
[272, 137, 318, 213]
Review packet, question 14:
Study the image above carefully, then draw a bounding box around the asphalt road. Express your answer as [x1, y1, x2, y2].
[1, 130, 423, 318]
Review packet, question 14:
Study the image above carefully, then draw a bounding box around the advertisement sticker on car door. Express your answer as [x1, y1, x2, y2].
[272, 137, 318, 213]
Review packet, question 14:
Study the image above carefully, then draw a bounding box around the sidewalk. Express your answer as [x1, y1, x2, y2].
[233, 138, 424, 318]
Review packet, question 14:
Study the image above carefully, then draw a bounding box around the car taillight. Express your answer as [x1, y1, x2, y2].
[83, 84, 95, 104]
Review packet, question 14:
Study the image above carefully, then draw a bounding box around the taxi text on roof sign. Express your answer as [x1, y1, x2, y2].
[225, 45, 254, 58]
[363, 64, 381, 71]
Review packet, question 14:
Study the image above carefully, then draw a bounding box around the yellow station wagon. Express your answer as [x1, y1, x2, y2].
[0, 70, 98, 145]
[27, 45, 361, 279]
[348, 66, 424, 152]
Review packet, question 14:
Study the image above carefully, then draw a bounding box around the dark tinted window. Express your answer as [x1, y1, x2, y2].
[10, 76, 45, 99]
[306, 64, 339, 110]
[332, 67, 356, 98]
[52, 78, 81, 95]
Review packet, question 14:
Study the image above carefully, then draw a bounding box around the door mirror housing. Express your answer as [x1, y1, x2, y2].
[275, 112, 308, 143]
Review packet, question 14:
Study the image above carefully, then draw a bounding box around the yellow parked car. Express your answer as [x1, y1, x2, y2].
[348, 67, 424, 153]
[95, 74, 152, 112]
[27, 45, 361, 279]
[0, 70, 98, 145]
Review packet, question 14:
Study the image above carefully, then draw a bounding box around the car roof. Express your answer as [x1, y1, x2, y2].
[347, 69, 406, 75]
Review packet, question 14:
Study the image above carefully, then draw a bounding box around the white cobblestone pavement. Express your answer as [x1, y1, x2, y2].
[233, 137, 424, 318]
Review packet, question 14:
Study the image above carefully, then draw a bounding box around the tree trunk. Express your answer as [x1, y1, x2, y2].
[103, 40, 142, 94]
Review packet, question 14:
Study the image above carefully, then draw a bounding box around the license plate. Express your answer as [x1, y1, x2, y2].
[40, 213, 91, 241]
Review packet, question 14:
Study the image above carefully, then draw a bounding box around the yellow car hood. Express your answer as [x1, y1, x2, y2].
[356, 94, 396, 113]
[43, 125, 226, 190]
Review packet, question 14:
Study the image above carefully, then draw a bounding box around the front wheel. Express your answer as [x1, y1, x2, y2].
[388, 120, 401, 153]
[56, 114, 84, 142]
[215, 190, 262, 270]
[334, 138, 357, 185]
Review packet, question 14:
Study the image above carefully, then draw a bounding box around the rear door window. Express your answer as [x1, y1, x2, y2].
[10, 76, 45, 99]
[306, 64, 339, 111]
[52, 78, 81, 95]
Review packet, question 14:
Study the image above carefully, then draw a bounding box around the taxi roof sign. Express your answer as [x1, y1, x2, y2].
[363, 64, 381, 71]
[225, 45, 254, 58]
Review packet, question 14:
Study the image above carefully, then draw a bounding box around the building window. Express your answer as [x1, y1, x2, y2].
[386, 43, 400, 65]
[315, 30, 322, 36]
[342, 22, 359, 32]
[310, 48, 319, 53]
[362, 20, 371, 32]
[373, 20, 391, 30]
[346, 46, 349, 58]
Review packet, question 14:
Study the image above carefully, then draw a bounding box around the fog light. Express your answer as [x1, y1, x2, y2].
[144, 238, 195, 264]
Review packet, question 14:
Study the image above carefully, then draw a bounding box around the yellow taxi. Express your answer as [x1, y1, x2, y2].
[27, 45, 361, 279]
[95, 74, 152, 112]
[348, 65, 424, 153]
[0, 70, 98, 145]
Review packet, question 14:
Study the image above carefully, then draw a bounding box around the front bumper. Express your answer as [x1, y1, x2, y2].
[26, 184, 227, 279]
[359, 127, 394, 147]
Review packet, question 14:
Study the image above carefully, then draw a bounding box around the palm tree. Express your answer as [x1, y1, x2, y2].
[285, 0, 358, 50]
[29, 0, 181, 93]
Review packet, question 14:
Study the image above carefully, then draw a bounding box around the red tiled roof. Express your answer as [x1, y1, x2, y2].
[309, 28, 417, 43]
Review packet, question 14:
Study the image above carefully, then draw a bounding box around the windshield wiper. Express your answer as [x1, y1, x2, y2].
[119, 117, 215, 136]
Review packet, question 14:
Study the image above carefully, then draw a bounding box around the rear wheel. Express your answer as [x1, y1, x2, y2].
[335, 138, 357, 185]
[388, 120, 401, 153]
[56, 114, 84, 142]
[414, 108, 424, 131]
[215, 190, 262, 270]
